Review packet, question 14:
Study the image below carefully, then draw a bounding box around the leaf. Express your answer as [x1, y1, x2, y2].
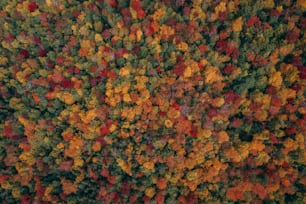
[175, 118, 192, 135]
[0, 175, 8, 184]
[143, 161, 155, 170]
[78, 47, 89, 57]
[3, 125, 15, 138]
[217, 131, 229, 144]
[61, 79, 74, 89]
[203, 142, 214, 154]
[277, 88, 296, 105]
[116, 158, 132, 176]
[167, 107, 180, 119]
[197, 129, 212, 139]
[155, 192, 165, 203]
[4, 151, 18, 167]
[252, 183, 267, 200]
[183, 66, 192, 78]
[92, 141, 101, 152]
[61, 92, 75, 105]
[266, 183, 280, 194]
[101, 169, 109, 178]
[249, 140, 265, 152]
[73, 157, 84, 168]
[64, 137, 84, 158]
[145, 187, 156, 198]
[232, 17, 243, 32]
[164, 119, 173, 128]
[283, 138, 298, 152]
[156, 178, 167, 190]
[50, 72, 63, 83]
[255, 151, 271, 166]
[185, 158, 197, 169]
[28, 2, 38, 12]
[61, 179, 78, 195]
[205, 66, 223, 84]
[246, 16, 260, 27]
[173, 63, 187, 76]
[225, 147, 241, 162]
[269, 71, 283, 88]
[59, 160, 73, 171]
[226, 186, 244, 201]
[186, 180, 198, 191]
[32, 93, 40, 103]
[253, 110, 268, 121]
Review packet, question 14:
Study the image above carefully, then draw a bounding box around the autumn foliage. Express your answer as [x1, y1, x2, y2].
[0, 0, 305, 203]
